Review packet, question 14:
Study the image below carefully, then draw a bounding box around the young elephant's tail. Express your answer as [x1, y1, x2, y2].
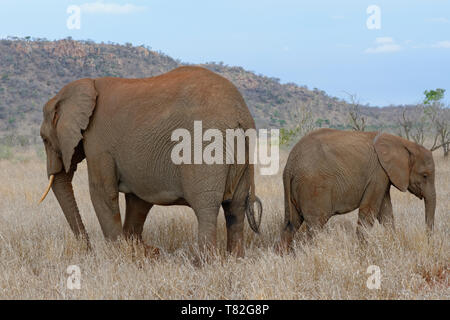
[284, 173, 302, 230]
[277, 172, 303, 253]
[245, 164, 262, 233]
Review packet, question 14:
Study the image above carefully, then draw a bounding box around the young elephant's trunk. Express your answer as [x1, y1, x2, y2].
[424, 189, 436, 233]
[51, 170, 90, 246]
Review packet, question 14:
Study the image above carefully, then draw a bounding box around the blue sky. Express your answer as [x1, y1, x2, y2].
[0, 0, 449, 106]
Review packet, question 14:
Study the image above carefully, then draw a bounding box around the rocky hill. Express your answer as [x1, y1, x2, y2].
[0, 38, 407, 146]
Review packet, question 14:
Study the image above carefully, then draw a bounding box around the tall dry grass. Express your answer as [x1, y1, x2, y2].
[0, 148, 448, 299]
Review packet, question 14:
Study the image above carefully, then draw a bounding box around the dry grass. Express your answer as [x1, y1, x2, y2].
[0, 148, 448, 299]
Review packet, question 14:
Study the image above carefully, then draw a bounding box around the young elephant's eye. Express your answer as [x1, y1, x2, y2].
[423, 173, 428, 179]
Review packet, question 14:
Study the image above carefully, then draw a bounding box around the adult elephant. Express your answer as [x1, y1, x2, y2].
[279, 128, 436, 250]
[39, 66, 262, 257]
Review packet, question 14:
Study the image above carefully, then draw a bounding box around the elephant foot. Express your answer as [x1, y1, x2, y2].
[274, 240, 291, 256]
[143, 244, 160, 259]
[192, 246, 220, 267]
[227, 241, 244, 259]
[127, 237, 160, 260]
[276, 230, 295, 255]
[73, 235, 92, 253]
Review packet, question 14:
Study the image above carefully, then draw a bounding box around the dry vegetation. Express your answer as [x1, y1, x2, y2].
[0, 148, 448, 299]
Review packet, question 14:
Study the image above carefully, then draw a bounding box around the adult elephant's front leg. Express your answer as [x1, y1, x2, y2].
[87, 156, 123, 240]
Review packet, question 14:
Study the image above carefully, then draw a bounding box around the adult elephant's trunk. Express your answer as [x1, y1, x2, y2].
[424, 188, 436, 233]
[43, 170, 90, 246]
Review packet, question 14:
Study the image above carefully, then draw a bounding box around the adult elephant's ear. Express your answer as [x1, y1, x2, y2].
[374, 133, 410, 192]
[53, 79, 97, 173]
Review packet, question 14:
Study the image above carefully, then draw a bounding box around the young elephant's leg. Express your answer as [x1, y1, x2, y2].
[298, 183, 332, 242]
[377, 189, 395, 231]
[278, 203, 304, 253]
[304, 214, 329, 241]
[357, 183, 386, 242]
[356, 210, 376, 242]
[277, 177, 306, 253]
[87, 155, 123, 240]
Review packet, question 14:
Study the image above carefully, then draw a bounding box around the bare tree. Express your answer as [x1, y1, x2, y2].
[427, 103, 449, 157]
[280, 103, 316, 146]
[397, 107, 413, 140]
[397, 91, 449, 157]
[296, 103, 316, 137]
[345, 92, 366, 131]
[397, 105, 429, 145]
[423, 89, 449, 157]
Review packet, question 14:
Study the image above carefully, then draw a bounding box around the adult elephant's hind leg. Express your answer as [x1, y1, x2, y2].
[222, 168, 251, 257]
[193, 201, 221, 259]
[182, 165, 228, 263]
[222, 201, 245, 257]
[123, 193, 152, 240]
[123, 193, 159, 257]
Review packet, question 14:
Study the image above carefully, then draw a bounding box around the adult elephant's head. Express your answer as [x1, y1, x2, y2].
[38, 79, 97, 239]
[374, 133, 436, 232]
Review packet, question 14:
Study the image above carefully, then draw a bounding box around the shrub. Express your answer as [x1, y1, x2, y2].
[0, 144, 13, 160]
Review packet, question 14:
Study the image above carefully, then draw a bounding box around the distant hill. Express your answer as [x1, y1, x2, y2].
[0, 38, 410, 146]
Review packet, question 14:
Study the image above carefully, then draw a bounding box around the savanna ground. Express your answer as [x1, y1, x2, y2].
[0, 146, 448, 299]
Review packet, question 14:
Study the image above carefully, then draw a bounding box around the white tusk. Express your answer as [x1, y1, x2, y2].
[38, 175, 55, 204]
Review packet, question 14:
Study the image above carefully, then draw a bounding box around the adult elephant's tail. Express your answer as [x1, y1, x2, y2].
[245, 164, 262, 233]
[222, 126, 262, 233]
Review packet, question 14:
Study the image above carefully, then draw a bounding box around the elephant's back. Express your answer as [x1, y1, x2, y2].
[169, 66, 256, 130]
[285, 129, 378, 177]
[95, 66, 255, 131]
[293, 129, 377, 153]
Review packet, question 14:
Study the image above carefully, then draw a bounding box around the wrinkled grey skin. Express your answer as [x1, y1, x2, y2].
[279, 129, 436, 250]
[40, 66, 262, 257]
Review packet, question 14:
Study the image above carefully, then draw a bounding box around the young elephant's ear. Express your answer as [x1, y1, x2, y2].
[53, 79, 97, 172]
[374, 133, 410, 192]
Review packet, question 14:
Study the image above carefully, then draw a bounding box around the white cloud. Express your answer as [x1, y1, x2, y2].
[365, 37, 401, 54]
[426, 17, 449, 24]
[432, 40, 450, 48]
[374, 37, 395, 44]
[80, 1, 146, 14]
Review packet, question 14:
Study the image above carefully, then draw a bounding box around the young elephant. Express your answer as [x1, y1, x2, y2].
[279, 128, 436, 249]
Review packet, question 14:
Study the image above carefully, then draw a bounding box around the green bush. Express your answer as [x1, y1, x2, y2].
[35, 145, 46, 161]
[0, 145, 13, 160]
